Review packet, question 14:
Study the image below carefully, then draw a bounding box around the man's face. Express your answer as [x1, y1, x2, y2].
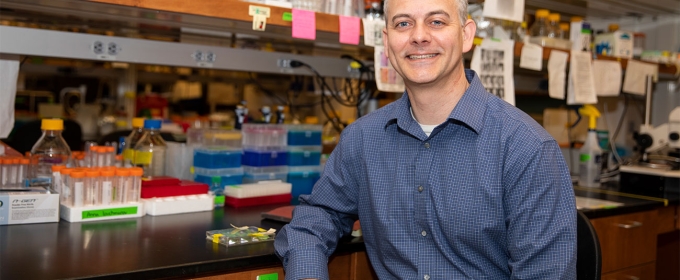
[383, 0, 475, 87]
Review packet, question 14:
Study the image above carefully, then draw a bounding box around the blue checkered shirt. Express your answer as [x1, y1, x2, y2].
[275, 70, 577, 280]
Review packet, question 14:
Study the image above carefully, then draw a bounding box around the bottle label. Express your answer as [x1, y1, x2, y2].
[134, 151, 152, 165]
[123, 149, 135, 161]
[579, 154, 591, 162]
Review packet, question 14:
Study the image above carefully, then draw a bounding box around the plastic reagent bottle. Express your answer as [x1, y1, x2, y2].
[30, 119, 72, 187]
[133, 119, 167, 178]
[578, 105, 603, 188]
[123, 117, 146, 167]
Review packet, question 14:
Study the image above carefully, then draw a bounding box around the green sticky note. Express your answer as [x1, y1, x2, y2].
[257, 273, 278, 280]
[82, 207, 138, 219]
[282, 12, 292, 21]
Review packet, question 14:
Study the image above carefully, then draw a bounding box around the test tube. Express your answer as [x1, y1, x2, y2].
[85, 169, 100, 206]
[0, 158, 10, 186]
[128, 167, 143, 203]
[84, 142, 97, 167]
[105, 146, 115, 166]
[100, 169, 115, 206]
[70, 171, 86, 208]
[8, 158, 19, 186]
[114, 168, 130, 204]
[18, 158, 29, 187]
[60, 168, 75, 205]
[51, 165, 65, 193]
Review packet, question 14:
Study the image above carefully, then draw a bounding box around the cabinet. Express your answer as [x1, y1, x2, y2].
[602, 262, 656, 280]
[194, 251, 377, 280]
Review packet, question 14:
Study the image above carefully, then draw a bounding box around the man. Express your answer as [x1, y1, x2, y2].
[275, 0, 577, 278]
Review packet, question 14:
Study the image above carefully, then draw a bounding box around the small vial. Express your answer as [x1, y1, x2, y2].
[85, 169, 100, 206]
[100, 169, 116, 205]
[114, 168, 130, 204]
[51, 165, 65, 193]
[60, 168, 75, 205]
[18, 158, 29, 187]
[70, 171, 86, 208]
[105, 146, 116, 166]
[128, 167, 143, 203]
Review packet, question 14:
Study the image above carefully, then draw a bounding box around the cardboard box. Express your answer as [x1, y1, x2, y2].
[595, 31, 634, 58]
[0, 189, 60, 225]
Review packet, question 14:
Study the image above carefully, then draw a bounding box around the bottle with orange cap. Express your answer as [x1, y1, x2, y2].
[29, 119, 72, 187]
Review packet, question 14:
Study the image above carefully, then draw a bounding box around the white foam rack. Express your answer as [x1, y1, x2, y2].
[143, 194, 214, 216]
[60, 202, 144, 223]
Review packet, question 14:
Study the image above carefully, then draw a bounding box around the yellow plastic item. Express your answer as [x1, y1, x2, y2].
[132, 117, 146, 128]
[570, 16, 583, 23]
[548, 13, 561, 22]
[608, 23, 619, 32]
[559, 23, 570, 31]
[578, 105, 601, 130]
[535, 9, 550, 18]
[41, 118, 64, 130]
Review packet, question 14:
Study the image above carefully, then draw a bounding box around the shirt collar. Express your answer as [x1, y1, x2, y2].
[386, 69, 489, 135]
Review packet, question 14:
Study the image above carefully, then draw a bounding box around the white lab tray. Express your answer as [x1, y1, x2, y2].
[143, 194, 214, 216]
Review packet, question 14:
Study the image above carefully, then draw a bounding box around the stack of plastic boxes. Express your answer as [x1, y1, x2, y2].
[241, 124, 288, 184]
[286, 124, 323, 204]
[190, 129, 244, 206]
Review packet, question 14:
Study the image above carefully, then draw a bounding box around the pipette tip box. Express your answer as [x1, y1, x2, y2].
[60, 202, 144, 223]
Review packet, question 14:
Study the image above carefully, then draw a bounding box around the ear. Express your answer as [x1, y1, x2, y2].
[461, 19, 476, 53]
[382, 27, 389, 59]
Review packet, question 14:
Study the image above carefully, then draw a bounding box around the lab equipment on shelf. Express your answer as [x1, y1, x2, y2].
[133, 119, 167, 178]
[29, 118, 72, 187]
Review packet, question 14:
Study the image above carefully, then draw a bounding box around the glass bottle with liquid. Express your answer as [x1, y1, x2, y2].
[133, 119, 167, 178]
[123, 117, 145, 167]
[30, 119, 72, 187]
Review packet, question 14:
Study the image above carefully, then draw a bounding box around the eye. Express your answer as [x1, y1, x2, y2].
[431, 20, 445, 26]
[395, 21, 410, 28]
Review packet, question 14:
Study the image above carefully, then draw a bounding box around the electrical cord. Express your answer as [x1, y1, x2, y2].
[289, 58, 374, 133]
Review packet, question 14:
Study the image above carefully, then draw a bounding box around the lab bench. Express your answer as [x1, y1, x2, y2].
[1, 185, 677, 280]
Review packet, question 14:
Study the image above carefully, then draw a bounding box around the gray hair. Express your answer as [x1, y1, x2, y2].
[383, 0, 468, 25]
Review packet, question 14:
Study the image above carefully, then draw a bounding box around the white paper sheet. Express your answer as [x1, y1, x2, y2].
[592, 60, 622, 96]
[623, 60, 658, 96]
[519, 43, 543, 71]
[362, 19, 385, 47]
[470, 39, 516, 105]
[548, 50, 568, 100]
[482, 0, 525, 23]
[374, 46, 405, 93]
[568, 51, 597, 104]
[0, 56, 19, 138]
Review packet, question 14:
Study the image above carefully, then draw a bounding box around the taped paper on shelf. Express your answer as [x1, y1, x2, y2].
[623, 60, 658, 96]
[592, 60, 622, 96]
[567, 51, 597, 105]
[548, 50, 568, 100]
[362, 19, 385, 47]
[470, 39, 516, 106]
[0, 56, 19, 138]
[482, 0, 525, 22]
[374, 46, 405, 93]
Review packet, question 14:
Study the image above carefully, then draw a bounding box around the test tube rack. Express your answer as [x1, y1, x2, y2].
[59, 202, 144, 223]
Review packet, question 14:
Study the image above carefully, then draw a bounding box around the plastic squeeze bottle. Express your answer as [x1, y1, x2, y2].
[578, 105, 603, 187]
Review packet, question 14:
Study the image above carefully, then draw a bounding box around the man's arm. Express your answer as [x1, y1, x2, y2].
[274, 126, 360, 280]
[503, 139, 577, 279]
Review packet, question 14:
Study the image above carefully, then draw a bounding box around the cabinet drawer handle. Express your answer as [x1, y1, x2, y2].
[617, 221, 643, 229]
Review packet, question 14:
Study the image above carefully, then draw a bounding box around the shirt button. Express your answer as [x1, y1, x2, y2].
[421, 230, 427, 237]
[424, 142, 430, 149]
[417, 185, 424, 192]
[424, 274, 430, 280]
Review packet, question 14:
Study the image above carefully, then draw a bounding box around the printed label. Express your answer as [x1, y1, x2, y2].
[101, 181, 112, 205]
[123, 149, 135, 161]
[82, 206, 138, 219]
[134, 151, 152, 165]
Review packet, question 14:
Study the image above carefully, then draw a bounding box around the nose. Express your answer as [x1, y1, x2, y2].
[410, 22, 431, 46]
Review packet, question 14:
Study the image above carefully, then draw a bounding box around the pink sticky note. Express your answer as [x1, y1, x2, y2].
[339, 16, 360, 45]
[292, 9, 316, 40]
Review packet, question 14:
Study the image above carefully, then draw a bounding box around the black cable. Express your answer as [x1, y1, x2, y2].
[611, 93, 630, 155]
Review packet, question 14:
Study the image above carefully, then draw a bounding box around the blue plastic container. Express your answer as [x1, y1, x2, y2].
[193, 148, 242, 169]
[287, 124, 323, 146]
[242, 166, 288, 183]
[242, 149, 288, 167]
[193, 167, 244, 191]
[288, 167, 321, 204]
[287, 146, 322, 166]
